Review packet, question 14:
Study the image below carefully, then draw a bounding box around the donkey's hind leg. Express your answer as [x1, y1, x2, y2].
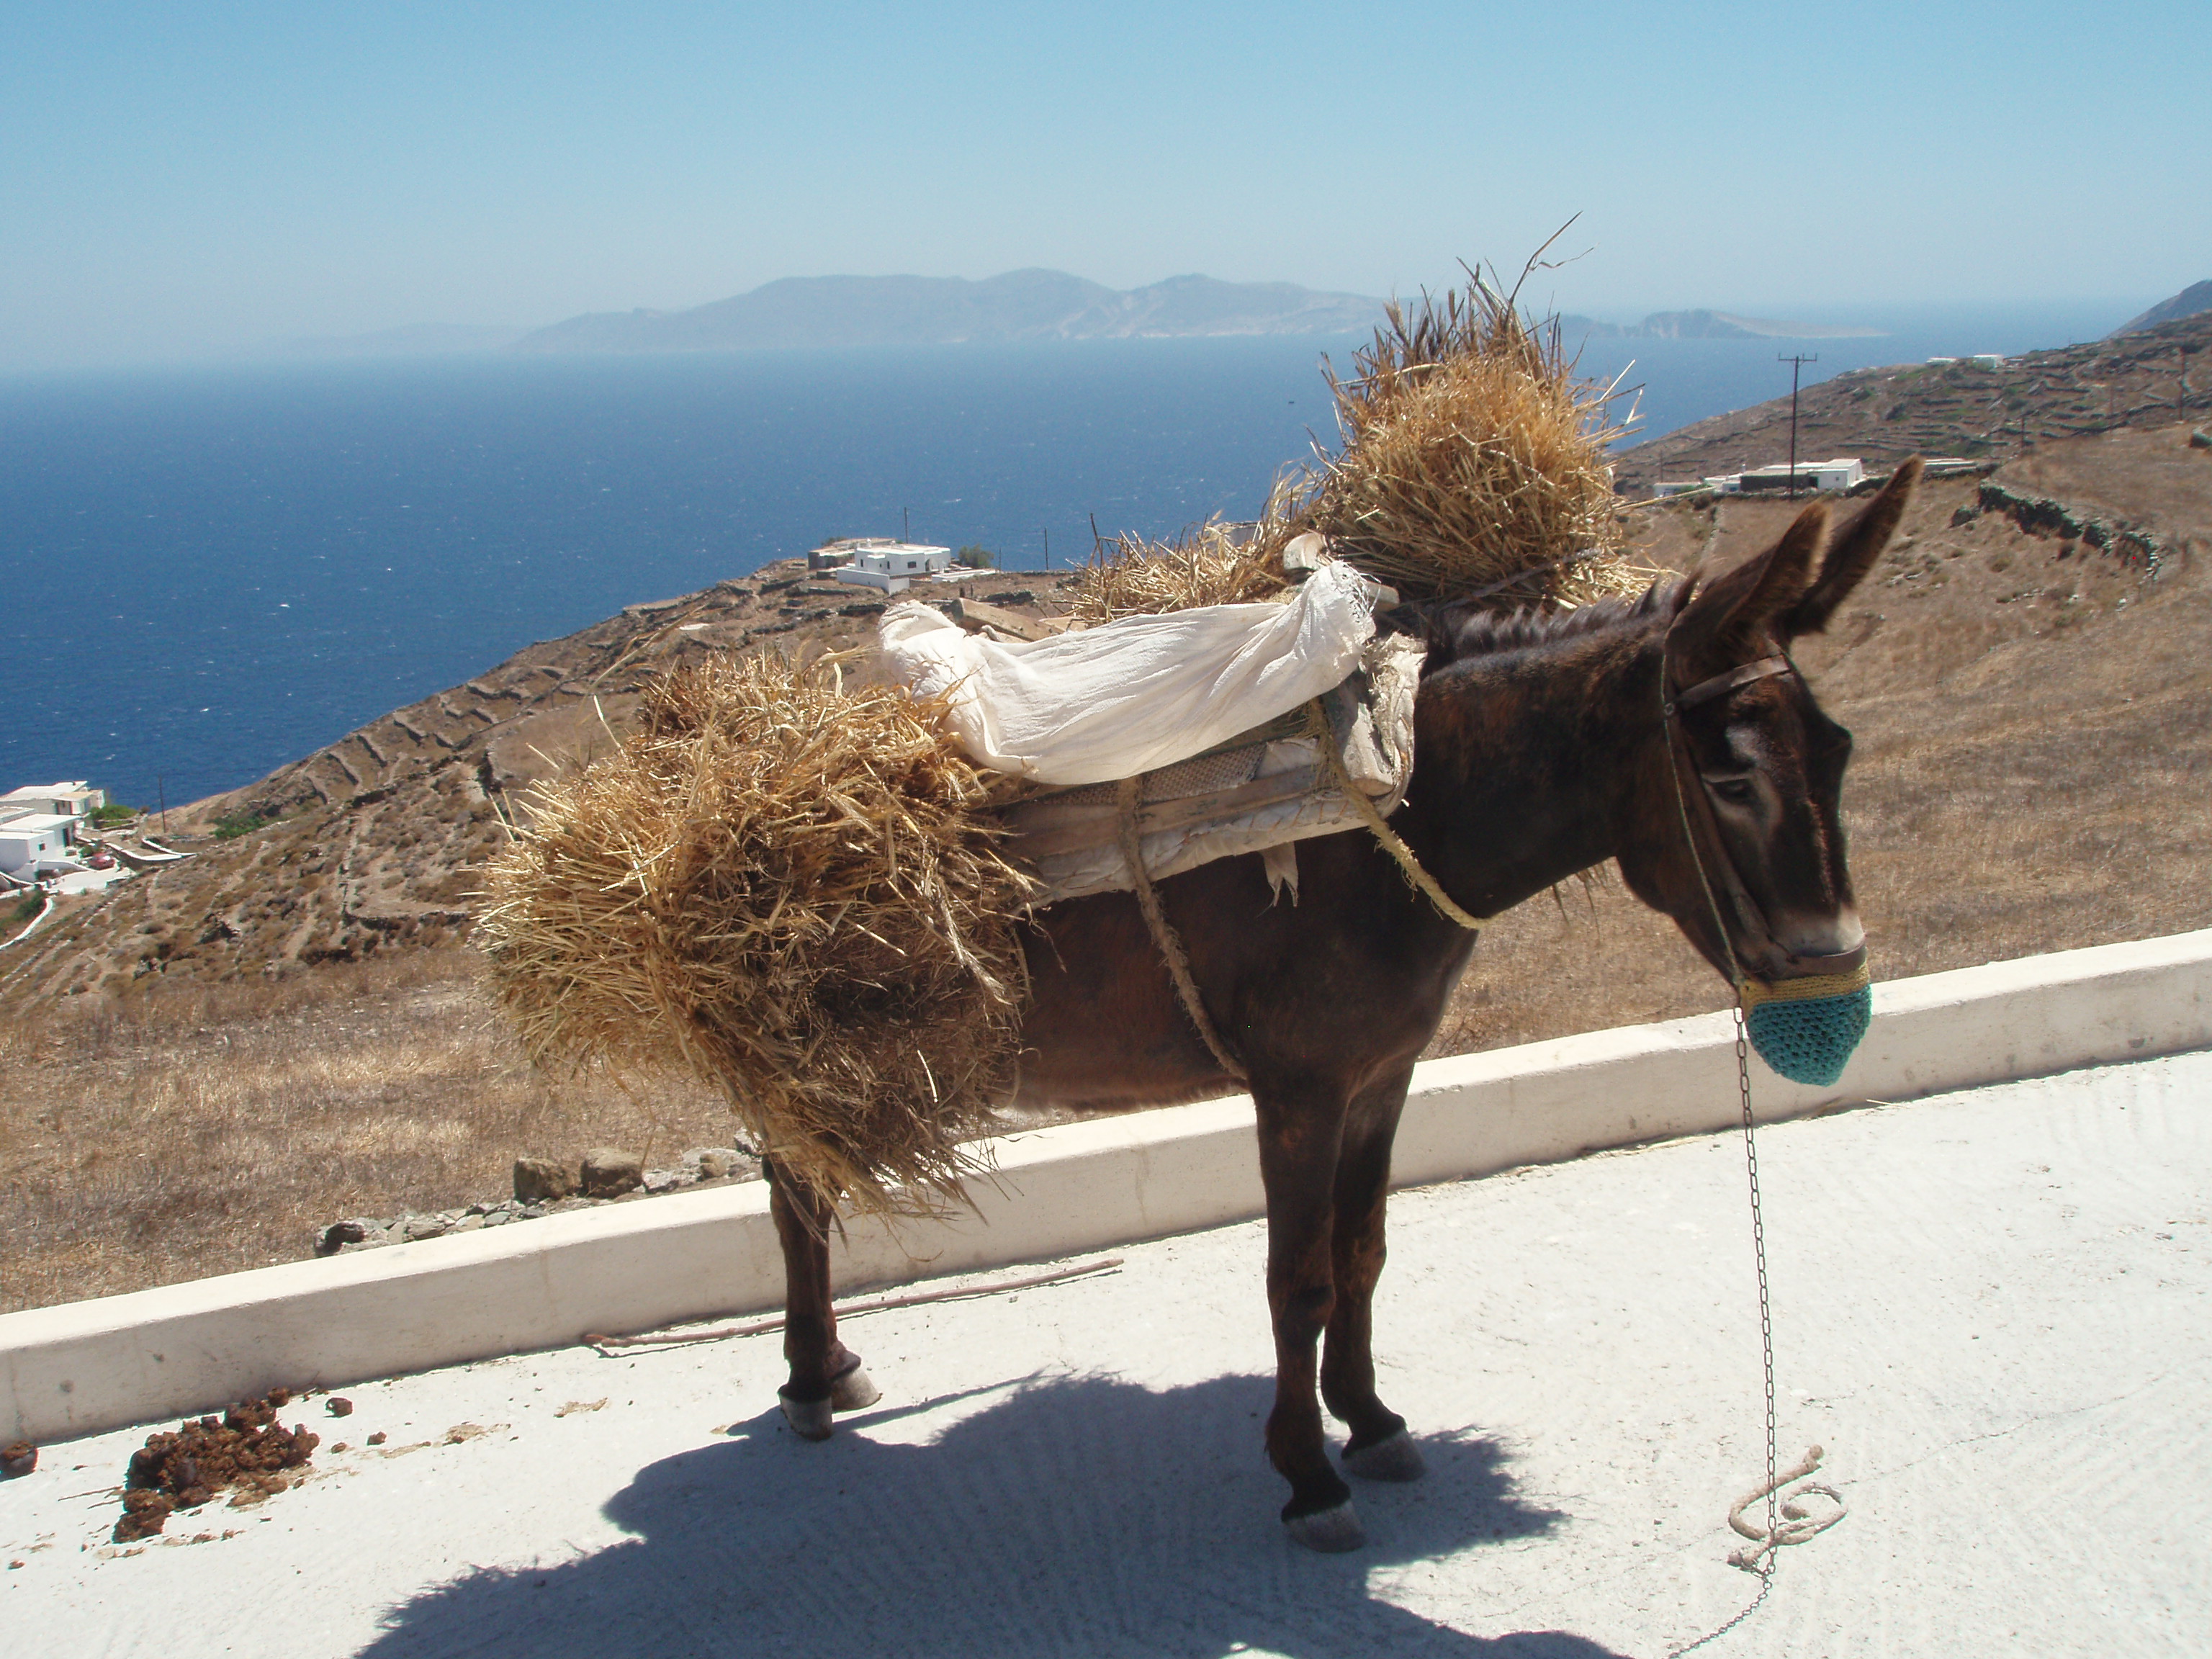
[1254, 1082, 1363, 1549]
[1322, 1068, 1425, 1484]
[765, 1159, 879, 1440]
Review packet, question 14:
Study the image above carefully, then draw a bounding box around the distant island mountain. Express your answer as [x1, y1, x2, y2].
[511, 270, 1385, 352]
[2108, 279, 2212, 338]
[1555, 309, 1885, 341]
[264, 283, 1931, 360]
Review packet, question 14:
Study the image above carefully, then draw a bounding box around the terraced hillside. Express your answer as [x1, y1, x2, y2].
[0, 565, 1064, 1000]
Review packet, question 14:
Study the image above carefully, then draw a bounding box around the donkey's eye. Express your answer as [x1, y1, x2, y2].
[1707, 777, 1757, 806]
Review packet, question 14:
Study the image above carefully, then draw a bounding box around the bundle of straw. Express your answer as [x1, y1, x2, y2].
[1062, 480, 1300, 626]
[1065, 274, 1654, 621]
[477, 652, 1035, 1214]
[1310, 279, 1642, 606]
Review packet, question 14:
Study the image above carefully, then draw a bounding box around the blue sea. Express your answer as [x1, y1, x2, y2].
[0, 302, 2123, 808]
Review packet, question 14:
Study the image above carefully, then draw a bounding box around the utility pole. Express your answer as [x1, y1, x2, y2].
[1779, 354, 1818, 498]
[902, 506, 910, 543]
[1041, 526, 1049, 570]
[158, 775, 167, 836]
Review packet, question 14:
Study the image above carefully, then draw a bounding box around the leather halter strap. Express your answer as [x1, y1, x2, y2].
[1671, 654, 1793, 713]
[1661, 646, 1788, 979]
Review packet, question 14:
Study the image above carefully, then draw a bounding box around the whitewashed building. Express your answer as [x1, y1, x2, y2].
[827, 541, 957, 593]
[1658, 458, 1866, 498]
[0, 815, 81, 877]
[0, 781, 103, 822]
[1735, 457, 1866, 494]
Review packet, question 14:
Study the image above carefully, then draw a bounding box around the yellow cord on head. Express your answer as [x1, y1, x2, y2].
[1739, 961, 1871, 1009]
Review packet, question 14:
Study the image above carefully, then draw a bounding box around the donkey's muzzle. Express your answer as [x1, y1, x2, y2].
[1740, 960, 1872, 1088]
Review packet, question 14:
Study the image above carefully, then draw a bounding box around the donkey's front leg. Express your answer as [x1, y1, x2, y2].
[764, 1159, 881, 1440]
[1254, 1087, 1362, 1551]
[1322, 1067, 1424, 1484]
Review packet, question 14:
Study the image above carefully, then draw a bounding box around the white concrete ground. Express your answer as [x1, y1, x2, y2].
[4, 1051, 2206, 1659]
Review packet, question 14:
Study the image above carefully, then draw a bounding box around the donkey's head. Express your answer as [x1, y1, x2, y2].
[1615, 460, 1920, 990]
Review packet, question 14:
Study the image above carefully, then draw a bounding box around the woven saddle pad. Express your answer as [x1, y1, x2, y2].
[992, 633, 1423, 904]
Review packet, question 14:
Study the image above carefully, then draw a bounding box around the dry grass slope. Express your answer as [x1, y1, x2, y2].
[0, 954, 731, 1313]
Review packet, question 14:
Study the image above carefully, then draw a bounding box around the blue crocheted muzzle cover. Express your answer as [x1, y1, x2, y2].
[1740, 966, 1871, 1088]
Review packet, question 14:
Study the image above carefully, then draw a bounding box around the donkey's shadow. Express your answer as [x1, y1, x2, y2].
[362, 1371, 1625, 1658]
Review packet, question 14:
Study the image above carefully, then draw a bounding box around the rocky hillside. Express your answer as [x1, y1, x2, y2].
[1610, 309, 2212, 493]
[2109, 279, 2212, 338]
[0, 566, 1069, 1001]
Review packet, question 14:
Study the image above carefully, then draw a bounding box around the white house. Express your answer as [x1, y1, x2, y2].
[0, 814, 81, 877]
[1733, 457, 1867, 495]
[830, 541, 957, 594]
[1652, 458, 1866, 500]
[0, 781, 103, 823]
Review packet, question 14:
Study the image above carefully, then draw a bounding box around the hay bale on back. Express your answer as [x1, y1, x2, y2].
[477, 652, 1034, 1214]
[1064, 274, 1655, 621]
[1312, 279, 1640, 607]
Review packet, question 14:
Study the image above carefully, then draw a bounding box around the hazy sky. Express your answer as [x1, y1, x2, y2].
[4, 1, 2206, 369]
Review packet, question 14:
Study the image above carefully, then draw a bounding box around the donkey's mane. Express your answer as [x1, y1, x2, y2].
[1419, 574, 1686, 673]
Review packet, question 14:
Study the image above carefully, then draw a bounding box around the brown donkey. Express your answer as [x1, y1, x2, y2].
[765, 462, 1921, 1550]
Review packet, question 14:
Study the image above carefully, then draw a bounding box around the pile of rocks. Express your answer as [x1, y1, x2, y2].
[313, 1143, 760, 1257]
[1957, 481, 2171, 571]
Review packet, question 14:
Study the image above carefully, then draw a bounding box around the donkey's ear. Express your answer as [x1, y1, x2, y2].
[1784, 457, 1923, 636]
[1670, 499, 1829, 674]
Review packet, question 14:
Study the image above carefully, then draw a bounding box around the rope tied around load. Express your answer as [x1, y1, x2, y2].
[1306, 697, 1493, 932]
[1113, 694, 1498, 1079]
[1115, 777, 1249, 1081]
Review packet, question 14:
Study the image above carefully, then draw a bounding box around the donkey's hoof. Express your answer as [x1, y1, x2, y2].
[779, 1393, 835, 1442]
[1343, 1428, 1426, 1483]
[1284, 1500, 1365, 1553]
[830, 1364, 881, 1413]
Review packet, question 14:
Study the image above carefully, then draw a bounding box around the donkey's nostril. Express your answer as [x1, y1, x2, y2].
[1776, 907, 1864, 969]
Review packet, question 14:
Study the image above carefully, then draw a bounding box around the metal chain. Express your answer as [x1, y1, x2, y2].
[1657, 647, 1781, 1658]
[1659, 1004, 1778, 1659]
[1725, 1008, 1778, 1565]
[1735, 993, 1781, 1573]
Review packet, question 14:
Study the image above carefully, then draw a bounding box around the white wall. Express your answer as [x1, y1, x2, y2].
[4, 928, 2208, 1445]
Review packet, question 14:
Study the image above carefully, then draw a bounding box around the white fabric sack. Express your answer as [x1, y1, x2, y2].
[878, 560, 1377, 786]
